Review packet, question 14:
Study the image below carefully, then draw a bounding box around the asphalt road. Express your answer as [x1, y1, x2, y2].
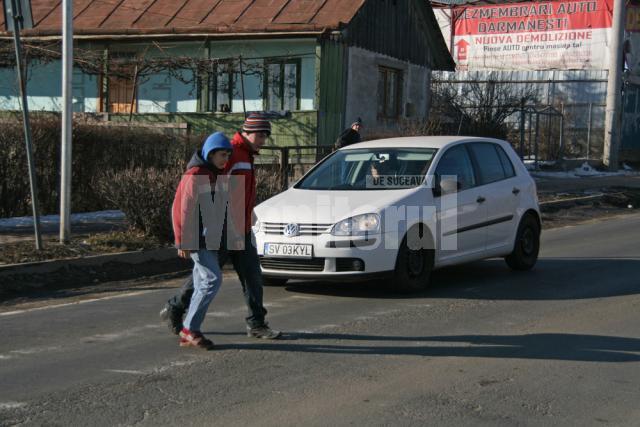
[1, 214, 639, 426]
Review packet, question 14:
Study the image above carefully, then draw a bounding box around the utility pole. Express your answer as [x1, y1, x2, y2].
[8, 0, 42, 250]
[603, 0, 625, 171]
[60, 0, 73, 243]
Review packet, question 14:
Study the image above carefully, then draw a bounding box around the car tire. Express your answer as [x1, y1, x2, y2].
[505, 214, 540, 271]
[392, 227, 434, 293]
[263, 277, 289, 287]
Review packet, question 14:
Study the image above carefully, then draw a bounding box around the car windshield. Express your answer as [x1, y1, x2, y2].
[295, 148, 438, 191]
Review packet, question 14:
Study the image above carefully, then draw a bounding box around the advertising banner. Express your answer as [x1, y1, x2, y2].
[451, 0, 614, 70]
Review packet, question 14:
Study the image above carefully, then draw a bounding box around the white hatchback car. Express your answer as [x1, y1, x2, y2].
[254, 136, 541, 292]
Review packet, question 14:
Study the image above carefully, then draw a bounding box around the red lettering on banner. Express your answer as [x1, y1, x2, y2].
[453, 0, 613, 35]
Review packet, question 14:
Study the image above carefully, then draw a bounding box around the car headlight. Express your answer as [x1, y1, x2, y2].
[253, 220, 262, 233]
[331, 213, 381, 236]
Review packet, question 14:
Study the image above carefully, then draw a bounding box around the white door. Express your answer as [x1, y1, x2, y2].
[434, 144, 487, 262]
[467, 142, 520, 251]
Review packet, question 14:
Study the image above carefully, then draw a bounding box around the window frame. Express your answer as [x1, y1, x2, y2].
[377, 66, 403, 119]
[263, 58, 301, 111]
[434, 143, 478, 194]
[496, 144, 517, 179]
[199, 61, 235, 113]
[466, 142, 517, 186]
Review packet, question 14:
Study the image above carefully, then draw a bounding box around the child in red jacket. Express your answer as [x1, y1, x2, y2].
[172, 132, 231, 349]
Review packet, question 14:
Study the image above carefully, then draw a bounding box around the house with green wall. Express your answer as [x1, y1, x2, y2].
[0, 0, 454, 146]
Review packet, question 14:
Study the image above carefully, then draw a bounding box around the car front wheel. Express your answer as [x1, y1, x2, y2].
[505, 214, 540, 271]
[392, 227, 434, 293]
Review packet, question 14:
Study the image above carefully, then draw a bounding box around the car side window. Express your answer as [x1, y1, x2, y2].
[496, 145, 516, 178]
[434, 145, 476, 192]
[468, 143, 507, 185]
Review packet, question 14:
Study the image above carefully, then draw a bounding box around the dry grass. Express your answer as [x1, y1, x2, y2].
[0, 230, 166, 265]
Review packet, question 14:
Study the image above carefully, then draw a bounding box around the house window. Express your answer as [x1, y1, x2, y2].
[377, 66, 403, 119]
[100, 52, 138, 114]
[200, 62, 235, 112]
[265, 59, 300, 111]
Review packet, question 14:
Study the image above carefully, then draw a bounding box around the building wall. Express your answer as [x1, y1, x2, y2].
[205, 39, 317, 112]
[344, 46, 431, 136]
[0, 39, 317, 115]
[0, 61, 99, 112]
[107, 110, 317, 147]
[317, 40, 347, 147]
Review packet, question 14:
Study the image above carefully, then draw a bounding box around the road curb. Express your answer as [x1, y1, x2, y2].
[0, 248, 191, 297]
[539, 193, 605, 210]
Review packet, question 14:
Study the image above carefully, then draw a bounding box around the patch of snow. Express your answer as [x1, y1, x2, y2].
[530, 164, 640, 179]
[530, 171, 580, 179]
[574, 162, 600, 177]
[0, 210, 124, 229]
[523, 159, 557, 171]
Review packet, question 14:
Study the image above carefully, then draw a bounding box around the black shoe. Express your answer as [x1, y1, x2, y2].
[159, 304, 183, 335]
[246, 323, 282, 340]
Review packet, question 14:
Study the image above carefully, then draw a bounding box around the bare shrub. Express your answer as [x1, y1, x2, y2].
[94, 166, 182, 242]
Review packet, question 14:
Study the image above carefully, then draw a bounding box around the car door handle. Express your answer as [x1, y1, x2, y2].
[477, 196, 486, 203]
[512, 187, 521, 195]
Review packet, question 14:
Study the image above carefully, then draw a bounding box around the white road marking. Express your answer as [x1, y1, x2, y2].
[207, 312, 233, 318]
[0, 346, 62, 361]
[105, 369, 145, 375]
[84, 324, 161, 343]
[10, 346, 62, 355]
[263, 302, 285, 308]
[0, 402, 27, 410]
[0, 290, 161, 317]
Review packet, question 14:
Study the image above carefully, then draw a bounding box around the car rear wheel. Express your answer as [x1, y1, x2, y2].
[392, 227, 434, 293]
[505, 214, 540, 271]
[262, 277, 289, 287]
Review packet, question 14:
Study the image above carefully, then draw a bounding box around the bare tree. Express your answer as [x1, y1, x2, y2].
[430, 76, 537, 139]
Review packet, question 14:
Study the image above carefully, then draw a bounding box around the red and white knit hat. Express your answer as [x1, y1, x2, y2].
[242, 113, 272, 135]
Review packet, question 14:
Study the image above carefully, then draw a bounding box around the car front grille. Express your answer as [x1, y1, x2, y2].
[262, 222, 332, 236]
[260, 257, 325, 272]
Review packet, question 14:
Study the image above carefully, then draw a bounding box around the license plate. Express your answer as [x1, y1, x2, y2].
[264, 243, 313, 258]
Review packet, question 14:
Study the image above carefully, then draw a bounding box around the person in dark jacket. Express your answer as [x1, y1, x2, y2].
[172, 132, 232, 349]
[161, 113, 282, 340]
[335, 118, 363, 149]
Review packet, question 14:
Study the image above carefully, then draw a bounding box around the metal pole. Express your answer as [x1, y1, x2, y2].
[239, 55, 247, 118]
[603, 0, 625, 170]
[128, 65, 138, 122]
[280, 148, 289, 192]
[60, 0, 73, 243]
[546, 109, 552, 160]
[586, 102, 593, 160]
[558, 104, 565, 160]
[449, 6, 455, 56]
[9, 0, 42, 250]
[528, 111, 533, 157]
[534, 113, 540, 171]
[519, 99, 525, 160]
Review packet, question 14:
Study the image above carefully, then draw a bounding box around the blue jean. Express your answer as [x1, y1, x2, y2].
[182, 250, 222, 332]
[168, 232, 267, 328]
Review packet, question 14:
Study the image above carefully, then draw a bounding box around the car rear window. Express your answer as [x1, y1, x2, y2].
[468, 143, 507, 185]
[496, 145, 516, 178]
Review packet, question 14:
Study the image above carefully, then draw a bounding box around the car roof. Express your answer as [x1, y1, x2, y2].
[340, 136, 507, 150]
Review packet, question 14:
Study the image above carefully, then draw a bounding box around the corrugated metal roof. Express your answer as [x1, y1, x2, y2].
[1, 0, 365, 36]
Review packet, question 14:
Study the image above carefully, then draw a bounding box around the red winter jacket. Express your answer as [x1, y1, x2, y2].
[225, 132, 257, 234]
[172, 151, 223, 250]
